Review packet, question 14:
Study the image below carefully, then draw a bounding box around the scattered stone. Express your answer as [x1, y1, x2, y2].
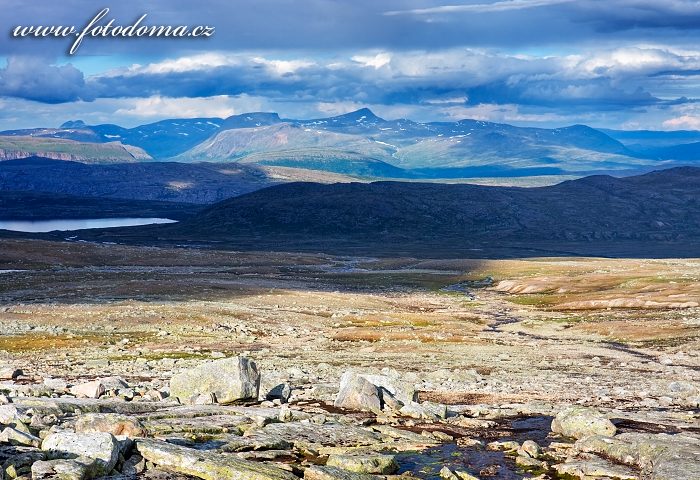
[136, 438, 298, 480]
[170, 357, 260, 405]
[439, 466, 478, 480]
[551, 405, 616, 440]
[41, 432, 119, 478]
[486, 440, 519, 451]
[0, 427, 41, 447]
[515, 454, 546, 470]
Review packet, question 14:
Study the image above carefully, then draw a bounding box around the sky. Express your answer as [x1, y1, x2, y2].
[1, 0, 700, 130]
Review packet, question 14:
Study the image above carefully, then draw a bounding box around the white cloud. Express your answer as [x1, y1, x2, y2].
[114, 95, 262, 119]
[251, 57, 316, 75]
[351, 53, 392, 69]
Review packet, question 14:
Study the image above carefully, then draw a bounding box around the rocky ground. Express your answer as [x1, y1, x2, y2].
[0, 239, 698, 480]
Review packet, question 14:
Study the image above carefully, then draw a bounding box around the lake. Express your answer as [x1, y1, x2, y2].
[0, 218, 177, 233]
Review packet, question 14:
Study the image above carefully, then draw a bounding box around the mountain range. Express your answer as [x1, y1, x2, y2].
[1, 109, 698, 179]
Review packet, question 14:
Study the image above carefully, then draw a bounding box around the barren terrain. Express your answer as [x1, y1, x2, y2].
[0, 239, 698, 479]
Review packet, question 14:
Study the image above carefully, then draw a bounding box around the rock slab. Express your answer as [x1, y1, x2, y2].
[136, 438, 298, 480]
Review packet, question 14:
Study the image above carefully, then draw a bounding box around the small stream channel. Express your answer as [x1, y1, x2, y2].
[396, 416, 554, 480]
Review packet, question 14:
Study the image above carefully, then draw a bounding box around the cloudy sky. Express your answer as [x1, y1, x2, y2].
[1, 0, 700, 130]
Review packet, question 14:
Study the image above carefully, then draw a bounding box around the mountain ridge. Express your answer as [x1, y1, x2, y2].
[1, 109, 697, 179]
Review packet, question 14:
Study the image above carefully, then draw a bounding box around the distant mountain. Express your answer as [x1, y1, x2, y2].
[0, 136, 151, 163]
[176, 109, 663, 177]
[135, 167, 700, 256]
[603, 128, 700, 147]
[177, 123, 406, 177]
[1, 109, 697, 178]
[0, 118, 223, 159]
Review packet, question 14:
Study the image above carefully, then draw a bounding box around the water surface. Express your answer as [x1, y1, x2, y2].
[0, 218, 177, 233]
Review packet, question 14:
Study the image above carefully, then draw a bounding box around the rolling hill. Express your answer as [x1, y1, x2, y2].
[0, 157, 274, 204]
[107, 166, 697, 257]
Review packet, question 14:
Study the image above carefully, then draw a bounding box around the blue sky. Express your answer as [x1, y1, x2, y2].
[1, 0, 700, 130]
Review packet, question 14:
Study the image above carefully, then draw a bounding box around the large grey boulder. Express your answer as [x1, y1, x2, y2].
[170, 356, 260, 405]
[41, 432, 119, 478]
[334, 374, 382, 413]
[551, 405, 616, 439]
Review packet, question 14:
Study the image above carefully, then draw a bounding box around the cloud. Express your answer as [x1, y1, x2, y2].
[385, 0, 576, 16]
[441, 103, 572, 123]
[0, 56, 88, 103]
[85, 48, 679, 109]
[662, 115, 700, 130]
[351, 53, 392, 69]
[113, 95, 261, 119]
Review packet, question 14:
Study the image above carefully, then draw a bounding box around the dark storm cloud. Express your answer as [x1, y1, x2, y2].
[0, 57, 88, 103]
[3, 0, 700, 57]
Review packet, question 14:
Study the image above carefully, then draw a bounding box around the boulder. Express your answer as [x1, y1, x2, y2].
[265, 383, 292, 403]
[69, 381, 105, 399]
[0, 405, 23, 425]
[170, 357, 260, 405]
[350, 373, 416, 404]
[136, 438, 298, 480]
[551, 406, 616, 439]
[517, 439, 541, 459]
[334, 374, 382, 413]
[41, 432, 119, 477]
